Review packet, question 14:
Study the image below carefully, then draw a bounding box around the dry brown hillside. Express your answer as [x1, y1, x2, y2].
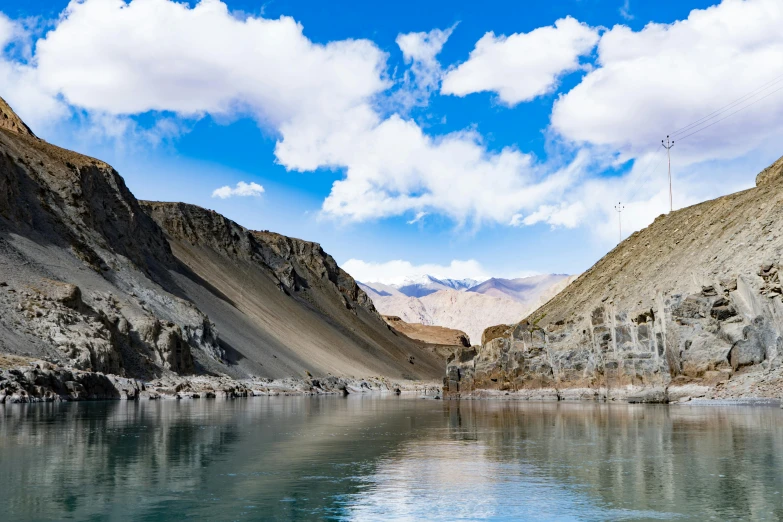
[382, 315, 470, 347]
[447, 155, 783, 402]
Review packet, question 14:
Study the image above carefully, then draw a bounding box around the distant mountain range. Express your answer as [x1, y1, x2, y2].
[365, 275, 482, 298]
[359, 274, 575, 344]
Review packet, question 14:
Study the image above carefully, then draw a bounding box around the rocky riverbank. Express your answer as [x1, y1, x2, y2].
[0, 356, 442, 404]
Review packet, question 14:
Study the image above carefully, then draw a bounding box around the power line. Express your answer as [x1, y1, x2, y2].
[675, 84, 783, 142]
[617, 70, 783, 221]
[671, 72, 783, 138]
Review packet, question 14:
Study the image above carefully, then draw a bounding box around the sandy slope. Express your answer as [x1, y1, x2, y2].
[151, 218, 446, 380]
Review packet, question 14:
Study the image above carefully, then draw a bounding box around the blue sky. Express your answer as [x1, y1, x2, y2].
[0, 0, 781, 283]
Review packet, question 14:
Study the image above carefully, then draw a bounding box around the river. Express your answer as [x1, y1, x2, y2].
[2, 397, 782, 520]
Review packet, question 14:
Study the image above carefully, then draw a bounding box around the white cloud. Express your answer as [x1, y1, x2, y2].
[406, 211, 428, 225]
[343, 258, 534, 285]
[551, 0, 783, 166]
[517, 145, 768, 244]
[520, 0, 783, 243]
[0, 12, 16, 47]
[441, 17, 599, 105]
[21, 0, 576, 227]
[619, 0, 634, 21]
[298, 122, 591, 226]
[0, 13, 69, 133]
[212, 181, 265, 199]
[0, 2, 615, 232]
[0, 0, 779, 246]
[33, 0, 388, 128]
[392, 26, 454, 110]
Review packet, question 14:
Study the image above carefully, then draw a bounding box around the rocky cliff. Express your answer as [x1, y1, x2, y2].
[446, 155, 783, 402]
[140, 201, 445, 380]
[0, 98, 212, 379]
[0, 96, 445, 395]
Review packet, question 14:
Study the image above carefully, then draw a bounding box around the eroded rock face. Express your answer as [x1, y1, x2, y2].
[0, 280, 196, 376]
[446, 155, 783, 402]
[0, 96, 35, 138]
[0, 362, 146, 403]
[447, 269, 783, 401]
[141, 201, 378, 316]
[0, 99, 222, 379]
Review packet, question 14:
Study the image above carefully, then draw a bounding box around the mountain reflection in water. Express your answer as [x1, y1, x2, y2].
[2, 398, 782, 521]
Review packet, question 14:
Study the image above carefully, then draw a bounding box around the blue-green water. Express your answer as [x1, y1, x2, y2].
[1, 398, 782, 521]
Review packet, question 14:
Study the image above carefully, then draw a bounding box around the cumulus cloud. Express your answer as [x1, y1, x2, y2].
[496, 0, 783, 242]
[551, 0, 783, 166]
[0, 0, 780, 244]
[211, 181, 265, 199]
[14, 0, 578, 227]
[308, 123, 591, 225]
[342, 258, 535, 285]
[392, 26, 454, 110]
[33, 0, 388, 127]
[441, 17, 599, 105]
[0, 14, 69, 133]
[0, 12, 17, 46]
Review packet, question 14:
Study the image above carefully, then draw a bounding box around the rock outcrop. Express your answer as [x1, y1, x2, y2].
[0, 355, 441, 403]
[446, 155, 783, 402]
[0, 97, 212, 380]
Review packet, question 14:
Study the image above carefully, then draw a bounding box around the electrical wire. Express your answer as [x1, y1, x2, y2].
[675, 84, 783, 141]
[670, 73, 783, 137]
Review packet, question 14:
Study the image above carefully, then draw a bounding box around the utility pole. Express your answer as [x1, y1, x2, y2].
[661, 135, 675, 212]
[614, 202, 624, 243]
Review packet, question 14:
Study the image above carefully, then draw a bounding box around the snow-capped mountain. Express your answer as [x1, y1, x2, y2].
[468, 274, 573, 302]
[363, 275, 485, 298]
[359, 274, 575, 344]
[439, 277, 483, 291]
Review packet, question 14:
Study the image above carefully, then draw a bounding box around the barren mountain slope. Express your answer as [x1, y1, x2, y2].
[0, 99, 217, 379]
[368, 289, 531, 344]
[141, 202, 445, 380]
[446, 155, 783, 401]
[382, 315, 470, 347]
[0, 97, 444, 386]
[469, 274, 571, 302]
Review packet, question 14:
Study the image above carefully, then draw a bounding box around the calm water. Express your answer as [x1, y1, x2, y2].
[1, 398, 782, 521]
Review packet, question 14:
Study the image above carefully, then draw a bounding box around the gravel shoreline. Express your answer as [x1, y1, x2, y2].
[0, 358, 443, 404]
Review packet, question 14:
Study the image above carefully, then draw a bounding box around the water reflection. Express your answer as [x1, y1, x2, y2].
[1, 399, 781, 521]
